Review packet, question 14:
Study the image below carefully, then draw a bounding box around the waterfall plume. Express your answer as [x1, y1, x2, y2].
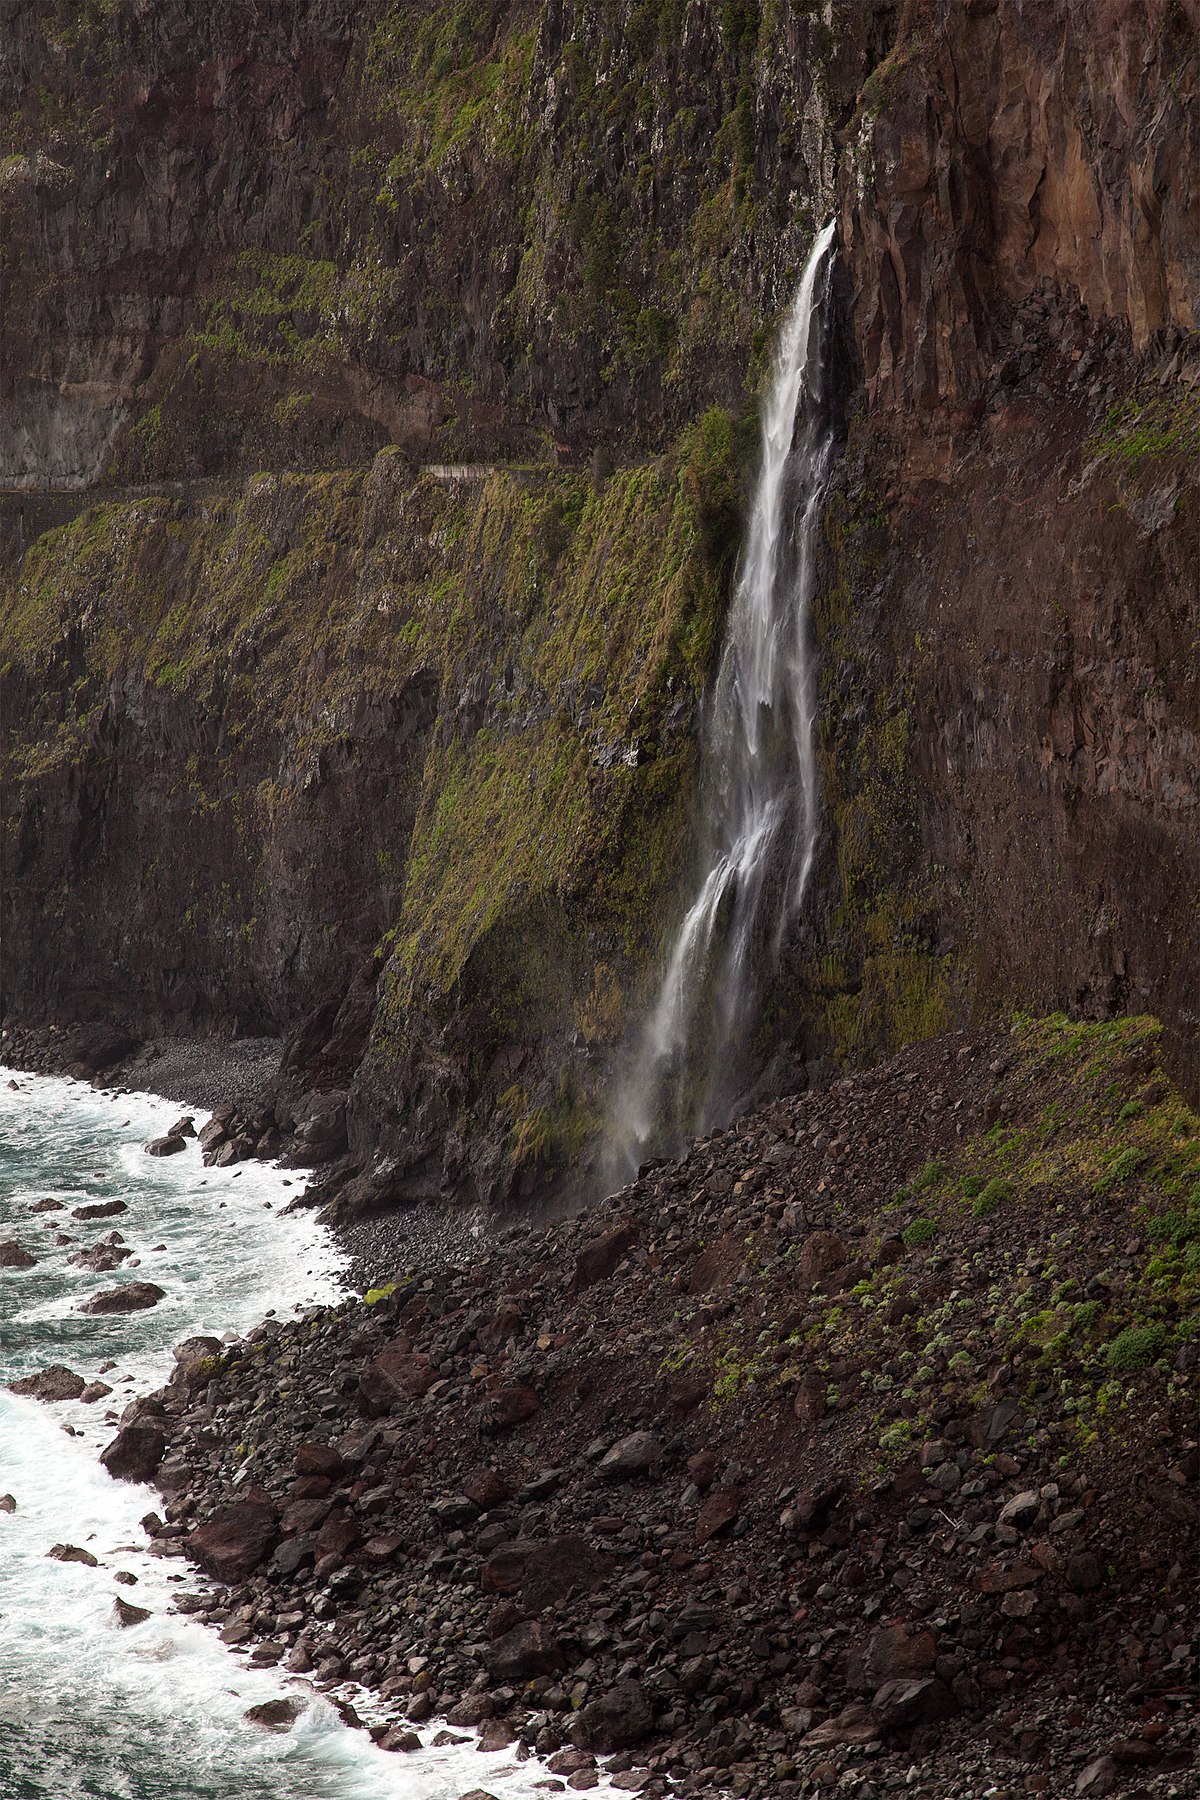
[607, 221, 838, 1180]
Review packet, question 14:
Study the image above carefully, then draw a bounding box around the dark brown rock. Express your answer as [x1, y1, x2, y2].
[572, 1216, 641, 1291]
[792, 1368, 827, 1426]
[293, 1441, 344, 1478]
[100, 1423, 167, 1483]
[569, 1681, 653, 1752]
[0, 1241, 36, 1269]
[694, 1485, 742, 1545]
[462, 1467, 512, 1510]
[10, 1364, 86, 1402]
[71, 1201, 128, 1221]
[872, 1675, 957, 1733]
[482, 1385, 540, 1430]
[798, 1231, 847, 1286]
[245, 1698, 306, 1732]
[687, 1231, 744, 1293]
[486, 1619, 563, 1680]
[48, 1544, 98, 1566]
[113, 1597, 151, 1627]
[145, 1134, 187, 1157]
[359, 1343, 437, 1413]
[189, 1498, 278, 1582]
[80, 1282, 165, 1315]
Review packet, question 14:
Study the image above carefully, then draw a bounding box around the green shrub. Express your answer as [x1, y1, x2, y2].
[1104, 1323, 1168, 1372]
[972, 1177, 1011, 1218]
[1145, 1198, 1200, 1248]
[902, 1218, 938, 1248]
[1072, 1299, 1104, 1334]
[1110, 1147, 1147, 1182]
[912, 1161, 946, 1193]
[1118, 1100, 1143, 1121]
[961, 1174, 984, 1199]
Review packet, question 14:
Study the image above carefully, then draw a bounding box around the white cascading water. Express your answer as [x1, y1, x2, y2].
[609, 221, 837, 1178]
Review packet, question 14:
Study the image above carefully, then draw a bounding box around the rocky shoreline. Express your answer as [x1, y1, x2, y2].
[12, 1013, 1190, 1800]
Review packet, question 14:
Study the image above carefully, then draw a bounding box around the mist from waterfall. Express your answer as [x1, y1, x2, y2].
[607, 221, 837, 1181]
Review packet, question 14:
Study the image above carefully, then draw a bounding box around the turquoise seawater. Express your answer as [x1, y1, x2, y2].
[0, 1068, 561, 1799]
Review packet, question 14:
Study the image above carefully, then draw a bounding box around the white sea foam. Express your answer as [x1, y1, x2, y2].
[0, 1068, 597, 1798]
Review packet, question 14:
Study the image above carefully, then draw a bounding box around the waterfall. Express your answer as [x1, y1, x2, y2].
[608, 221, 837, 1179]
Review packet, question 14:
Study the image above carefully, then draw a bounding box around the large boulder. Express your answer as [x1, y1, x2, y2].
[848, 1622, 939, 1693]
[245, 1698, 307, 1732]
[170, 1337, 223, 1388]
[687, 1231, 745, 1294]
[80, 1282, 165, 1315]
[485, 1619, 563, 1681]
[570, 1681, 653, 1752]
[188, 1497, 278, 1581]
[71, 1200, 127, 1221]
[284, 1090, 348, 1165]
[358, 1341, 438, 1415]
[480, 1386, 540, 1431]
[10, 1364, 86, 1402]
[293, 1441, 344, 1478]
[872, 1676, 957, 1733]
[480, 1536, 611, 1613]
[571, 1216, 641, 1291]
[0, 1241, 36, 1269]
[100, 1422, 167, 1483]
[63, 1022, 139, 1074]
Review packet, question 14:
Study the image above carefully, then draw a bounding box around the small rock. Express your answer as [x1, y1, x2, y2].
[0, 1241, 36, 1269]
[244, 1698, 307, 1733]
[599, 1433, 662, 1479]
[48, 1544, 99, 1566]
[113, 1598, 151, 1627]
[694, 1485, 742, 1544]
[145, 1135, 187, 1157]
[997, 1490, 1041, 1530]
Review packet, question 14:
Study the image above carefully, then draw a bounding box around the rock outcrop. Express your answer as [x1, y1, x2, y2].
[1, 0, 1196, 1204]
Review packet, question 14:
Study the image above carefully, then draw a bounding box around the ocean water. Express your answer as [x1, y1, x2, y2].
[0, 1069, 571, 1799]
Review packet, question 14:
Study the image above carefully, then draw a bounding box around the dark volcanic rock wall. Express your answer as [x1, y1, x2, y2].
[804, 0, 1199, 1098]
[1, 0, 1197, 1200]
[0, 0, 894, 485]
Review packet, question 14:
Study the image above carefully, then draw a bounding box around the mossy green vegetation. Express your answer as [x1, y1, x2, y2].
[1085, 379, 1200, 480]
[812, 466, 954, 1068]
[1, 418, 745, 1188]
[689, 1013, 1199, 1463]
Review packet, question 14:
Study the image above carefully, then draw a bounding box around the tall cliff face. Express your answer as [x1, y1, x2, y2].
[2, 0, 1196, 1205]
[811, 0, 1198, 1095]
[0, 0, 893, 486]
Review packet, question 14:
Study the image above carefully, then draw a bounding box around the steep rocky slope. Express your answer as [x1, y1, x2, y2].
[2, 0, 1197, 1208]
[42, 1012, 1196, 1796]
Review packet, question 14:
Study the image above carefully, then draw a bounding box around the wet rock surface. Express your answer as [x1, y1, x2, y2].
[121, 1020, 1197, 1796]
